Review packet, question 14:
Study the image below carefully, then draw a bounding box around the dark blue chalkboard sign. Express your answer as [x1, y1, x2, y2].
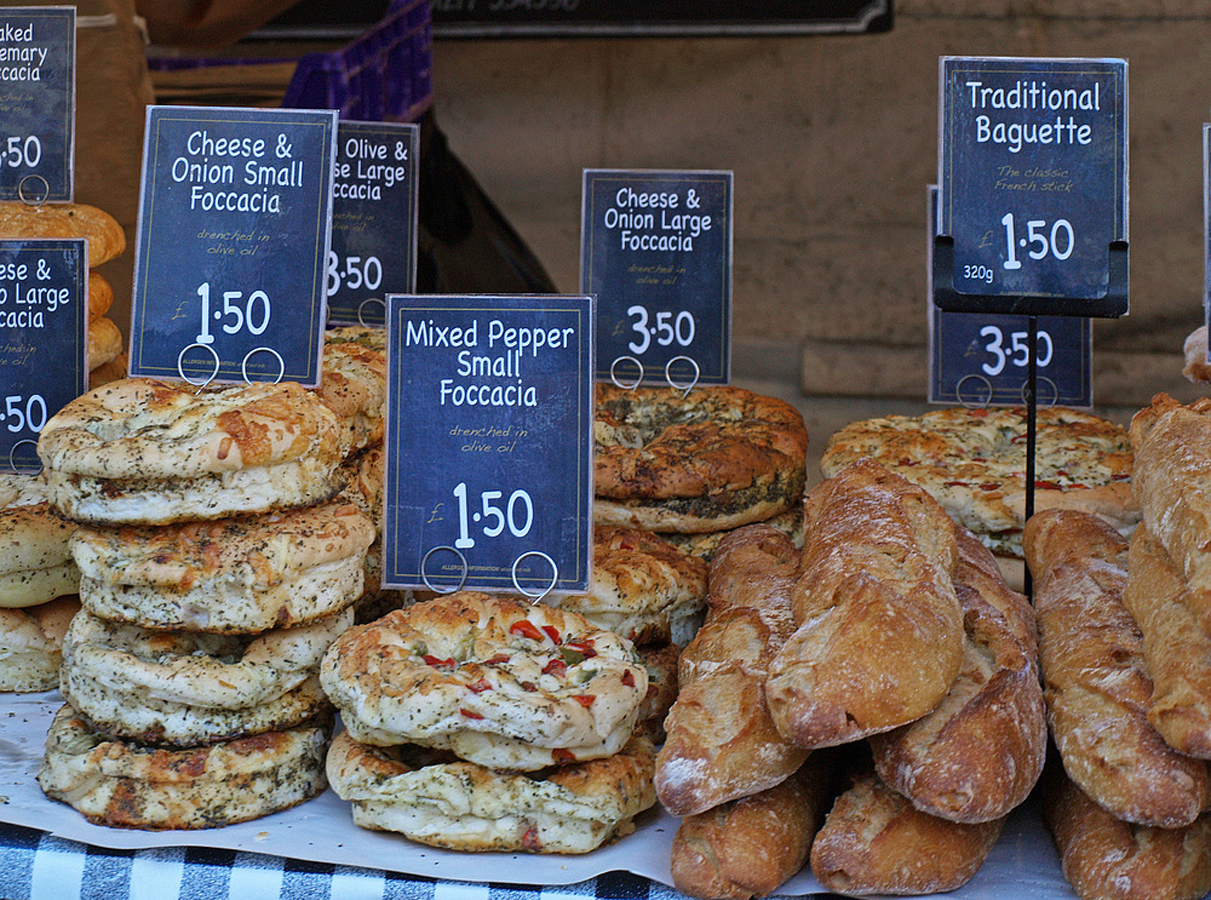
[382, 293, 594, 594]
[581, 169, 731, 386]
[326, 120, 419, 327]
[925, 184, 1092, 406]
[0, 7, 74, 203]
[938, 57, 1127, 317]
[0, 238, 86, 471]
[129, 105, 338, 387]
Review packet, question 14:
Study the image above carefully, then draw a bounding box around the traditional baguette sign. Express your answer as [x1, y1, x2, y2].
[938, 57, 1127, 317]
[382, 293, 594, 595]
[129, 105, 338, 387]
[0, 238, 86, 471]
[325, 120, 419, 327]
[582, 168, 732, 386]
[0, 6, 74, 203]
[926, 186, 1092, 406]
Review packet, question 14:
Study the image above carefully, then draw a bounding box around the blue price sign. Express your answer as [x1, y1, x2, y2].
[326, 121, 419, 327]
[581, 169, 731, 386]
[0, 7, 74, 203]
[938, 57, 1127, 315]
[382, 294, 594, 594]
[0, 238, 86, 471]
[129, 105, 338, 387]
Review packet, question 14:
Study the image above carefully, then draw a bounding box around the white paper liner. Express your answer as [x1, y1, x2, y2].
[0, 691, 1078, 898]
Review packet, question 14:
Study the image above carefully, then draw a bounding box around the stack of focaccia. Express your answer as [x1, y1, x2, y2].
[31, 342, 388, 829]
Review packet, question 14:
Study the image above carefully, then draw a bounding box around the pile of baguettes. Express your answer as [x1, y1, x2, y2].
[30, 329, 390, 829]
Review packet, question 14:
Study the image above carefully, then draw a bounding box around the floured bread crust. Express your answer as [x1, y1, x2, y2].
[38, 377, 347, 524]
[71, 500, 374, 633]
[0, 595, 80, 692]
[821, 405, 1138, 558]
[594, 384, 808, 534]
[60, 607, 351, 745]
[544, 525, 707, 645]
[320, 592, 648, 770]
[38, 705, 330, 830]
[0, 201, 126, 265]
[326, 730, 656, 854]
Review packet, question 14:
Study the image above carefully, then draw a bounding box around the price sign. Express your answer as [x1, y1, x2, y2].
[326, 121, 419, 327]
[581, 169, 731, 385]
[925, 184, 1092, 406]
[382, 294, 594, 594]
[0, 7, 74, 203]
[938, 57, 1127, 317]
[129, 105, 338, 387]
[0, 238, 86, 471]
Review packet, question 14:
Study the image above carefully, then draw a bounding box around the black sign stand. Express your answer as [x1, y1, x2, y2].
[932, 234, 1129, 596]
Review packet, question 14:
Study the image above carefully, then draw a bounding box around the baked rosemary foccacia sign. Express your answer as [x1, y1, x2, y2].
[382, 294, 594, 595]
[0, 6, 74, 203]
[938, 57, 1127, 314]
[130, 105, 338, 387]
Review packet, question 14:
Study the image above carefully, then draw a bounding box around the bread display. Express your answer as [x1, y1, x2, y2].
[766, 458, 964, 747]
[0, 595, 79, 693]
[656, 523, 807, 817]
[0, 200, 126, 265]
[670, 756, 832, 900]
[593, 382, 808, 535]
[325, 729, 656, 854]
[1025, 508, 1211, 828]
[868, 530, 1046, 824]
[820, 405, 1138, 559]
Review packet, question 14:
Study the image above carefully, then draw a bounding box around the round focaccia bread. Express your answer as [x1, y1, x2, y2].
[0, 595, 80, 692]
[60, 606, 352, 745]
[326, 323, 387, 353]
[0, 200, 126, 265]
[326, 729, 656, 854]
[544, 525, 707, 646]
[820, 405, 1138, 558]
[37, 377, 347, 525]
[0, 500, 80, 608]
[318, 340, 387, 456]
[321, 592, 649, 771]
[88, 315, 122, 371]
[660, 505, 805, 562]
[594, 383, 809, 534]
[38, 705, 330, 830]
[71, 499, 374, 633]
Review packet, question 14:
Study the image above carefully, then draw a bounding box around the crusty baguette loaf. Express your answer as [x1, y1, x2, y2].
[809, 766, 1003, 895]
[1124, 524, 1211, 759]
[765, 458, 963, 748]
[670, 755, 832, 900]
[869, 530, 1046, 823]
[1130, 394, 1211, 635]
[656, 524, 808, 816]
[1043, 763, 1211, 900]
[1025, 508, 1211, 828]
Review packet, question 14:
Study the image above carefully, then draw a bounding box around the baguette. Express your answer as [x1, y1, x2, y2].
[655, 525, 808, 816]
[670, 755, 832, 900]
[1043, 763, 1211, 900]
[1129, 394, 1211, 635]
[766, 458, 963, 748]
[1025, 508, 1211, 827]
[869, 530, 1046, 823]
[1124, 524, 1211, 758]
[809, 765, 1003, 895]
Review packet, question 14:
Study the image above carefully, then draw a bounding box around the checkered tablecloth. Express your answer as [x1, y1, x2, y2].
[0, 822, 757, 900]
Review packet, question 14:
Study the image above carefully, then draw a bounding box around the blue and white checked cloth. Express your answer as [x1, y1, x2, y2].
[0, 823, 713, 900]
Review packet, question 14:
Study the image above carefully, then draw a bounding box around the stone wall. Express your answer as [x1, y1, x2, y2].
[429, 1, 1211, 405]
